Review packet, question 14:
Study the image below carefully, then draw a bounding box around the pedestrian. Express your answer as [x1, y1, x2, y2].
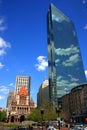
[28, 125, 30, 130]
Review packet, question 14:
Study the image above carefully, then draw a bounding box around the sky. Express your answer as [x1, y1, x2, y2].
[0, 0, 87, 107]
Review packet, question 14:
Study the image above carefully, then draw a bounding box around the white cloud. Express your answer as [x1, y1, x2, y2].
[35, 56, 48, 71]
[64, 88, 70, 93]
[52, 13, 69, 23]
[56, 75, 80, 97]
[8, 83, 14, 87]
[57, 78, 79, 97]
[0, 37, 11, 56]
[0, 62, 4, 69]
[0, 85, 9, 94]
[0, 49, 6, 56]
[52, 14, 60, 22]
[0, 37, 11, 48]
[84, 24, 87, 30]
[62, 54, 80, 67]
[0, 95, 4, 100]
[55, 59, 60, 64]
[57, 76, 63, 81]
[85, 70, 87, 78]
[55, 45, 79, 56]
[0, 37, 11, 71]
[55, 45, 80, 67]
[82, 0, 87, 4]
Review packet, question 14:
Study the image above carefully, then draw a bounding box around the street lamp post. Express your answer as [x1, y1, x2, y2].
[56, 107, 61, 130]
[40, 109, 44, 130]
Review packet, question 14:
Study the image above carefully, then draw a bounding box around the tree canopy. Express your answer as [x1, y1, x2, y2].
[0, 110, 7, 122]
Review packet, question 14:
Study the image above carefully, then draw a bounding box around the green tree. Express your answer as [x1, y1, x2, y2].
[0, 110, 7, 122]
[27, 108, 41, 121]
[27, 105, 58, 122]
[43, 107, 57, 121]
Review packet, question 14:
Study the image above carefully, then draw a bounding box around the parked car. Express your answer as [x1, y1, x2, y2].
[47, 125, 56, 130]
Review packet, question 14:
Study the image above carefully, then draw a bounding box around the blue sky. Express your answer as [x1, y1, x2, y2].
[0, 0, 87, 107]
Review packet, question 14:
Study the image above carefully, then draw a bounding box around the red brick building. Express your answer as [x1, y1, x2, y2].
[7, 86, 35, 122]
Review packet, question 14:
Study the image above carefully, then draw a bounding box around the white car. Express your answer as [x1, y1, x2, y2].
[47, 125, 56, 130]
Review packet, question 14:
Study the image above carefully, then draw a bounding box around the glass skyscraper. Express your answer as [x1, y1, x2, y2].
[47, 3, 86, 107]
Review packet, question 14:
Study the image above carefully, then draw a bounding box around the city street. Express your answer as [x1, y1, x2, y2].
[0, 126, 69, 130]
[16, 127, 68, 130]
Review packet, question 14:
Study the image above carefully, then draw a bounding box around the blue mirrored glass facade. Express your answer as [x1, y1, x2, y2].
[47, 4, 87, 107]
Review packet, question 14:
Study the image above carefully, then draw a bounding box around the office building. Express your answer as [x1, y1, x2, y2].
[37, 79, 49, 107]
[15, 76, 31, 96]
[62, 83, 87, 122]
[47, 4, 86, 107]
[7, 90, 15, 108]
